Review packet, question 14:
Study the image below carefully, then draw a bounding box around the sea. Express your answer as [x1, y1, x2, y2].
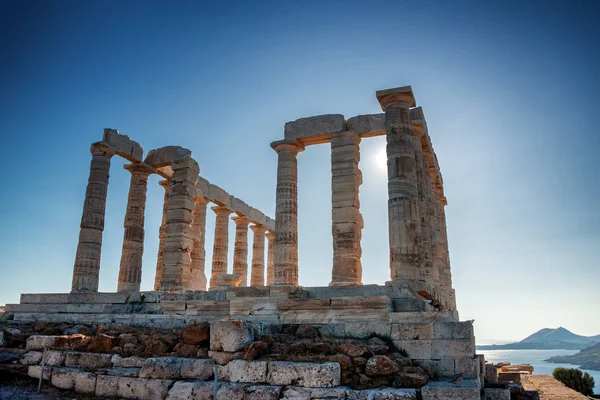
[477, 346, 600, 395]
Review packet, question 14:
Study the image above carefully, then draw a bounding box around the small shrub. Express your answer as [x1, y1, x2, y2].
[553, 367, 595, 396]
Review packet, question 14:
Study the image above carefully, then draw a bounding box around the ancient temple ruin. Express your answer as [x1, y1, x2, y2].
[2, 86, 498, 400]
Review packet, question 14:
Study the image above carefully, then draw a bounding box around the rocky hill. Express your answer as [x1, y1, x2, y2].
[477, 327, 600, 351]
[546, 342, 600, 371]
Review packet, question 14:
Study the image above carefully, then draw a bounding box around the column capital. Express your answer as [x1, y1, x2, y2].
[90, 142, 116, 157]
[211, 205, 232, 215]
[265, 230, 275, 240]
[124, 162, 155, 175]
[232, 215, 250, 225]
[195, 189, 208, 205]
[376, 86, 416, 110]
[270, 139, 305, 154]
[250, 224, 267, 234]
[158, 179, 170, 190]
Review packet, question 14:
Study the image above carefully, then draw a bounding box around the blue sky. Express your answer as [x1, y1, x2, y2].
[0, 0, 598, 342]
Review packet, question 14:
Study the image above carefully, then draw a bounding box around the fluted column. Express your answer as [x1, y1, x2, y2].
[377, 86, 421, 283]
[266, 230, 275, 285]
[154, 180, 169, 291]
[271, 140, 304, 285]
[72, 142, 115, 292]
[250, 224, 267, 286]
[117, 163, 154, 293]
[330, 132, 363, 286]
[232, 215, 250, 287]
[189, 194, 209, 290]
[209, 205, 232, 288]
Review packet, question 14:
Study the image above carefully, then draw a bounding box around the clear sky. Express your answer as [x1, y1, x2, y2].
[0, 0, 598, 343]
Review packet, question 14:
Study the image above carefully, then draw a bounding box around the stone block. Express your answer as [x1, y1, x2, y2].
[267, 361, 341, 388]
[346, 113, 385, 137]
[166, 381, 213, 400]
[186, 300, 230, 315]
[64, 352, 112, 369]
[28, 365, 52, 380]
[330, 296, 391, 311]
[51, 367, 78, 390]
[226, 286, 271, 299]
[280, 386, 312, 399]
[74, 372, 97, 394]
[498, 371, 527, 384]
[391, 323, 434, 340]
[285, 114, 346, 143]
[209, 350, 244, 365]
[103, 129, 143, 162]
[21, 351, 43, 365]
[310, 387, 350, 398]
[344, 322, 392, 339]
[217, 382, 247, 399]
[139, 357, 183, 379]
[45, 351, 66, 366]
[180, 358, 214, 380]
[144, 145, 191, 167]
[484, 388, 511, 400]
[95, 375, 120, 397]
[162, 300, 186, 314]
[485, 363, 498, 384]
[210, 320, 254, 352]
[112, 354, 146, 367]
[219, 360, 268, 383]
[414, 359, 455, 379]
[430, 340, 475, 359]
[433, 322, 474, 340]
[392, 340, 432, 359]
[244, 385, 282, 400]
[374, 388, 418, 399]
[230, 299, 278, 316]
[420, 379, 480, 400]
[26, 335, 57, 350]
[107, 367, 141, 377]
[455, 356, 480, 379]
[208, 184, 231, 206]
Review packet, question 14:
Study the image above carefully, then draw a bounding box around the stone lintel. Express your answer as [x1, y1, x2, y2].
[283, 114, 345, 145]
[143, 146, 192, 168]
[123, 162, 156, 175]
[376, 85, 416, 110]
[346, 114, 385, 138]
[102, 129, 143, 162]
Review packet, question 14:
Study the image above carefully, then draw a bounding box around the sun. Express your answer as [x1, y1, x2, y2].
[376, 148, 387, 171]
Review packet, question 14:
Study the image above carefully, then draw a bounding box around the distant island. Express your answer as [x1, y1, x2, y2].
[546, 342, 600, 371]
[477, 327, 600, 351]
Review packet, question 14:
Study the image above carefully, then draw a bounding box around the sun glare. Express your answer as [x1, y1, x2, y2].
[376, 148, 387, 171]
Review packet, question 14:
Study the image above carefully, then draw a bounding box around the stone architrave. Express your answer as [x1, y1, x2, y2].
[376, 86, 422, 283]
[72, 142, 115, 292]
[232, 215, 250, 287]
[330, 131, 363, 286]
[249, 224, 267, 287]
[209, 205, 232, 288]
[265, 230, 275, 285]
[117, 163, 155, 293]
[160, 156, 200, 290]
[189, 194, 209, 291]
[154, 180, 169, 291]
[271, 140, 304, 285]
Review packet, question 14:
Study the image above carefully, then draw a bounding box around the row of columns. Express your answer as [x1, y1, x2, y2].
[72, 147, 275, 293]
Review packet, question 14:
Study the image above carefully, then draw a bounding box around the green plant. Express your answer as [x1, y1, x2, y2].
[552, 367, 595, 396]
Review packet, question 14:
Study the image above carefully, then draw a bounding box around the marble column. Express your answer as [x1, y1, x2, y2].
[117, 163, 154, 293]
[271, 140, 304, 285]
[232, 215, 250, 287]
[161, 157, 199, 290]
[376, 86, 421, 283]
[209, 205, 232, 288]
[266, 230, 275, 285]
[189, 194, 209, 290]
[330, 131, 363, 286]
[72, 142, 115, 292]
[154, 180, 169, 291]
[250, 224, 267, 287]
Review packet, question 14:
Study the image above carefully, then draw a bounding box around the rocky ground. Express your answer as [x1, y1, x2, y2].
[0, 373, 100, 400]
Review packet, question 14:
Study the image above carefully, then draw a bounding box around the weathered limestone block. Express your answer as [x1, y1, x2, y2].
[430, 339, 475, 360]
[267, 361, 341, 388]
[344, 322, 392, 339]
[309, 387, 349, 398]
[484, 388, 511, 400]
[244, 385, 282, 400]
[216, 382, 247, 399]
[166, 381, 213, 400]
[485, 363, 498, 384]
[414, 359, 455, 379]
[46, 351, 66, 366]
[180, 358, 214, 380]
[107, 367, 141, 377]
[455, 356, 480, 379]
[346, 113, 386, 137]
[26, 335, 58, 350]
[280, 386, 312, 399]
[208, 184, 231, 207]
[219, 360, 268, 383]
[208, 350, 244, 365]
[74, 372, 97, 394]
[210, 205, 232, 288]
[95, 374, 120, 397]
[28, 365, 52, 380]
[118, 377, 173, 399]
[392, 340, 432, 360]
[284, 114, 345, 144]
[103, 128, 143, 162]
[250, 224, 267, 287]
[232, 216, 250, 287]
[210, 320, 254, 352]
[433, 321, 474, 340]
[144, 146, 191, 167]
[392, 323, 434, 340]
[420, 379, 480, 400]
[21, 351, 43, 365]
[139, 357, 183, 379]
[51, 367, 78, 390]
[498, 371, 528, 384]
[272, 140, 304, 285]
[65, 352, 112, 369]
[374, 388, 418, 399]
